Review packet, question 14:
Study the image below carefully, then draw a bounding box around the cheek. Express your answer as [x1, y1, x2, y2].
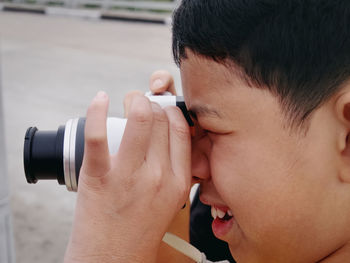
[209, 133, 297, 208]
[209, 129, 340, 260]
[209, 134, 322, 242]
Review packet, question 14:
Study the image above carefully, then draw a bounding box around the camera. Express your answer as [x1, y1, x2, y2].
[23, 95, 192, 191]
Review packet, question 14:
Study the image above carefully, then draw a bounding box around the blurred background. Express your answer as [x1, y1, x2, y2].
[0, 1, 181, 262]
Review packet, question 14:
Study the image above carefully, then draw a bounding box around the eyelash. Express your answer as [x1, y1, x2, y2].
[202, 129, 218, 137]
[203, 129, 213, 134]
[203, 129, 233, 138]
[192, 119, 225, 137]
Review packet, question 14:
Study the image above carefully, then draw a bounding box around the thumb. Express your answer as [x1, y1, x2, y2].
[149, 70, 176, 95]
[82, 91, 110, 178]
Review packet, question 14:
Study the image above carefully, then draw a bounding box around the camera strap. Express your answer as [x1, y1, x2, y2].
[162, 232, 229, 263]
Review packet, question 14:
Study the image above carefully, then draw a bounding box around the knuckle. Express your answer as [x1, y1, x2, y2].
[171, 122, 190, 139]
[179, 180, 190, 196]
[79, 167, 110, 192]
[151, 171, 163, 193]
[174, 180, 189, 201]
[85, 135, 105, 149]
[151, 103, 168, 123]
[133, 110, 152, 124]
[129, 100, 153, 124]
[179, 186, 189, 199]
[147, 163, 166, 193]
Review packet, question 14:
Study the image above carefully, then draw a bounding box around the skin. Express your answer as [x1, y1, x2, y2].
[122, 73, 195, 263]
[64, 91, 192, 263]
[64, 50, 350, 262]
[145, 71, 193, 263]
[180, 50, 350, 262]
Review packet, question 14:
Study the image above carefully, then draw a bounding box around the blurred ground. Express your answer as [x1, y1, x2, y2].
[0, 12, 180, 263]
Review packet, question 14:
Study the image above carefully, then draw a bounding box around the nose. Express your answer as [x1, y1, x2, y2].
[191, 134, 211, 183]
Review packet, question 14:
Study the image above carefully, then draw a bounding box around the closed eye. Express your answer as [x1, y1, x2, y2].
[203, 129, 221, 137]
[203, 129, 233, 136]
[203, 129, 214, 134]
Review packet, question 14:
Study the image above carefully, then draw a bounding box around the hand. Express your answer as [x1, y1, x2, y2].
[64, 91, 191, 263]
[148, 70, 195, 263]
[149, 70, 177, 95]
[124, 70, 176, 117]
[123, 71, 194, 263]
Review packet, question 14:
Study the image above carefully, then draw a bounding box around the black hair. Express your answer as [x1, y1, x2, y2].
[172, 0, 350, 128]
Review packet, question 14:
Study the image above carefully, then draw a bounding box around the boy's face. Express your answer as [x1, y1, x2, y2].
[181, 50, 350, 262]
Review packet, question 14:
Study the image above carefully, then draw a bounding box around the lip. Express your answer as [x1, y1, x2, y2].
[199, 195, 229, 210]
[212, 216, 234, 238]
[200, 195, 235, 238]
[213, 205, 230, 213]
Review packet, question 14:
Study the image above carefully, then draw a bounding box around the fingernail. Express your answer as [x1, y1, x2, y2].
[153, 79, 164, 89]
[96, 91, 108, 99]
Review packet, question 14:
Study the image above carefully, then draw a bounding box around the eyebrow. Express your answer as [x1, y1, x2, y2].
[188, 105, 221, 120]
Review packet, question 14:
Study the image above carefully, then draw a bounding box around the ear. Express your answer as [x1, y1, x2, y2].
[335, 88, 350, 183]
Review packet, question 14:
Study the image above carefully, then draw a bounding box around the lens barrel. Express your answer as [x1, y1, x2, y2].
[23, 117, 125, 192]
[24, 126, 65, 185]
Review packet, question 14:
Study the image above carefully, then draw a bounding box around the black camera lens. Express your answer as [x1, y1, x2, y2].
[23, 118, 87, 192]
[24, 126, 65, 185]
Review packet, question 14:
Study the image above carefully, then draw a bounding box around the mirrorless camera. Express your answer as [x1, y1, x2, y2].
[23, 95, 192, 191]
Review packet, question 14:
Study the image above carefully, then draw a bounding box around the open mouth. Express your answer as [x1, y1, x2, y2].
[211, 206, 233, 221]
[211, 206, 235, 237]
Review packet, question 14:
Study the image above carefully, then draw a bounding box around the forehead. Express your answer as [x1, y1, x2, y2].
[179, 50, 282, 125]
[180, 51, 240, 95]
[179, 51, 246, 112]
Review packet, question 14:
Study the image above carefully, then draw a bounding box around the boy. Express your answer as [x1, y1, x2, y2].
[64, 1, 350, 262]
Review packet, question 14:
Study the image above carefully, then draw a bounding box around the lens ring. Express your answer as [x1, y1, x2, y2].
[23, 127, 38, 184]
[69, 118, 79, 192]
[64, 119, 73, 191]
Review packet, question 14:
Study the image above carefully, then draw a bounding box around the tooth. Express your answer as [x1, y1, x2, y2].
[211, 206, 217, 219]
[227, 210, 233, 216]
[217, 208, 225, 219]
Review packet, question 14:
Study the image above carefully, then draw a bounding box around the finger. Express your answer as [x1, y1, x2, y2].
[117, 95, 153, 170]
[164, 106, 191, 186]
[82, 91, 110, 177]
[149, 70, 177, 95]
[146, 102, 169, 166]
[123, 90, 144, 118]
